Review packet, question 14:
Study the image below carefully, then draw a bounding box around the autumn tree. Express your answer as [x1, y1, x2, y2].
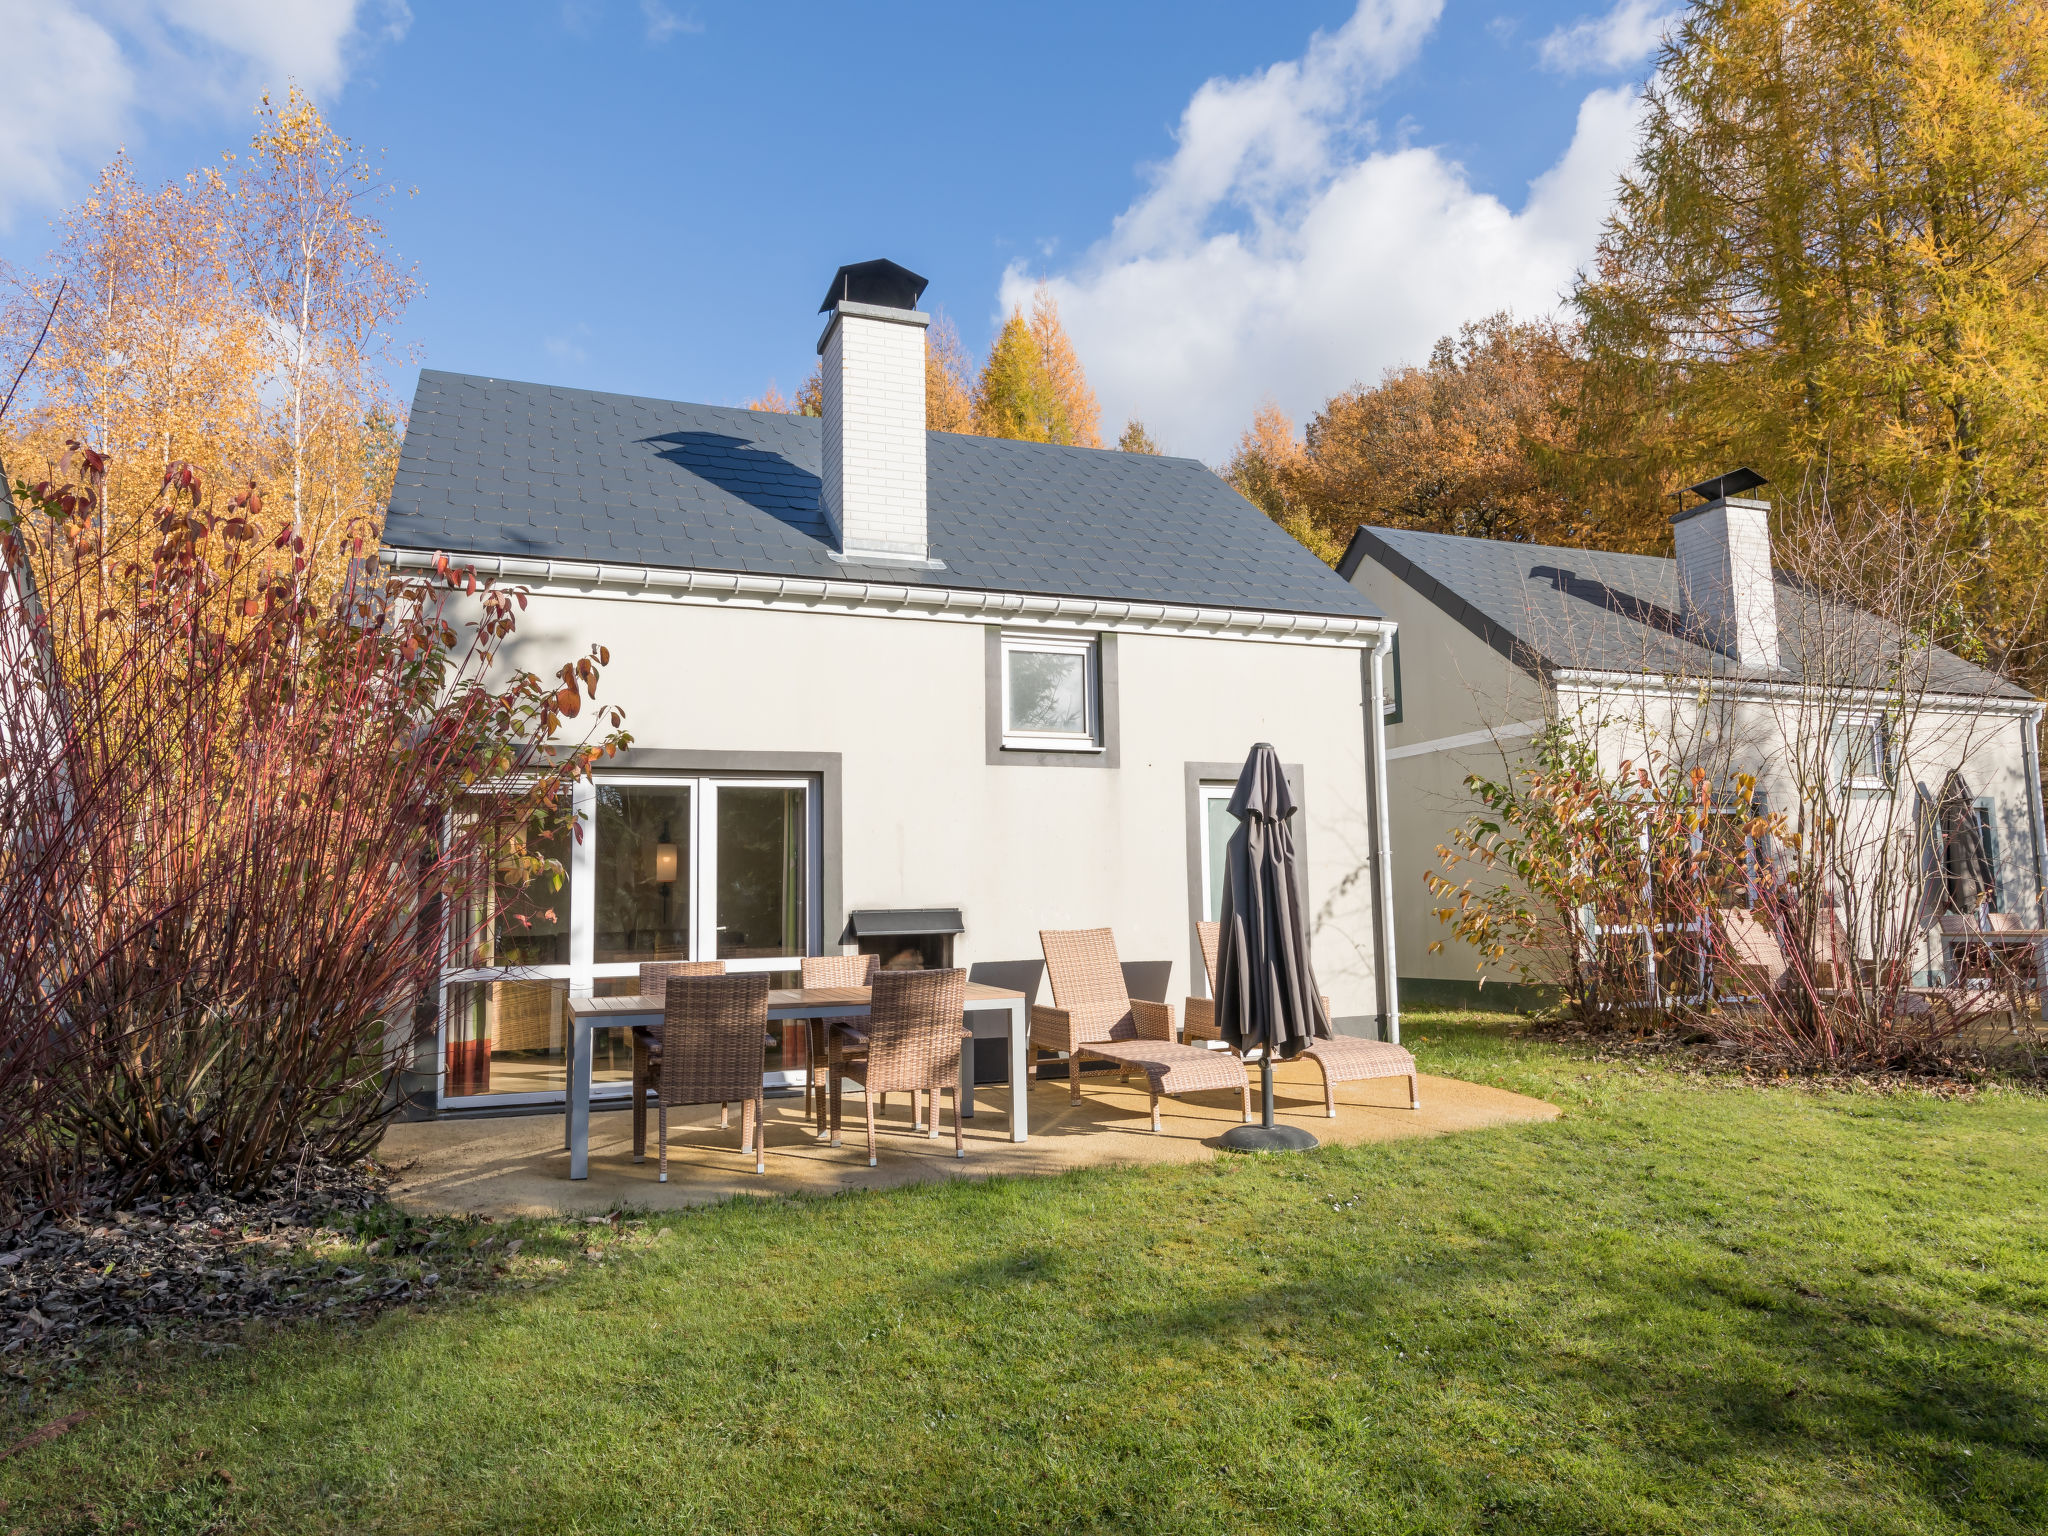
[230, 86, 419, 562]
[1117, 419, 1161, 454]
[1574, 0, 2048, 678]
[1223, 403, 1327, 557]
[973, 310, 1057, 441]
[1288, 314, 1591, 552]
[1026, 285, 1100, 447]
[745, 290, 1103, 444]
[926, 312, 975, 432]
[2, 154, 261, 533]
[972, 285, 1102, 446]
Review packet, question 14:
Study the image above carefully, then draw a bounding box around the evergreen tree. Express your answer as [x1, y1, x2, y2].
[1117, 419, 1161, 454]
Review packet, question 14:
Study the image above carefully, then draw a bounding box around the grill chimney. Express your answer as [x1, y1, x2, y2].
[1670, 467, 1779, 670]
[816, 259, 931, 563]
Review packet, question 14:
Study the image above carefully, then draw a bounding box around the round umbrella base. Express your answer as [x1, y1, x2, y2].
[1218, 1123, 1320, 1154]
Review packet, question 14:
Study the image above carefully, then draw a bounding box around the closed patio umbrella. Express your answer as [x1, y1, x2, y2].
[1938, 771, 1991, 916]
[1214, 742, 1329, 1153]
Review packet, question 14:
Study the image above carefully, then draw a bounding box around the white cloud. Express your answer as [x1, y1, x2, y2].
[0, 1, 409, 229]
[1002, 1, 1645, 461]
[544, 323, 592, 368]
[1537, 0, 1678, 75]
[640, 1, 701, 43]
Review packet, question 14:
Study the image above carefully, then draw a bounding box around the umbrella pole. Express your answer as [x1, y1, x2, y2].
[1219, 1048, 1318, 1153]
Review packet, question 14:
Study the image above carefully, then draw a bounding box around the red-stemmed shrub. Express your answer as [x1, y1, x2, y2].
[0, 450, 626, 1207]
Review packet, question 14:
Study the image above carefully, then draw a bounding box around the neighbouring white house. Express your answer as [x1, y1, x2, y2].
[379, 260, 1403, 1112]
[1338, 475, 2048, 1006]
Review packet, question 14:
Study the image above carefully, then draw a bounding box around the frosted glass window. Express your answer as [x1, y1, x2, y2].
[1001, 634, 1099, 750]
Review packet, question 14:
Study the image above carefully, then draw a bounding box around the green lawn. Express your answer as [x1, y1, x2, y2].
[3, 1014, 2045, 1535]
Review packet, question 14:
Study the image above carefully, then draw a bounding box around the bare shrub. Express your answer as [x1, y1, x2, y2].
[0, 448, 627, 1207]
[1430, 485, 2037, 1069]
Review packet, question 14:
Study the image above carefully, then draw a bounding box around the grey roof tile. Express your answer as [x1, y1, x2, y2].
[1346, 524, 2026, 700]
[383, 370, 1378, 621]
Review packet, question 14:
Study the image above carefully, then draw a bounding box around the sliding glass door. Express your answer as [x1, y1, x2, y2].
[440, 775, 818, 1105]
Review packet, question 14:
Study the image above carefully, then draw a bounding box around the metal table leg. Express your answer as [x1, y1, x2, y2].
[568, 1016, 592, 1180]
[960, 1011, 976, 1122]
[1007, 997, 1028, 1143]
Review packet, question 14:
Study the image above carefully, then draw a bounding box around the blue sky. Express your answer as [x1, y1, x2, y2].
[3, 1, 1675, 460]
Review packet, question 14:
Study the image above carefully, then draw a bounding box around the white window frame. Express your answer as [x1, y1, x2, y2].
[1000, 631, 1103, 752]
[1834, 715, 1892, 793]
[1197, 782, 1235, 928]
[436, 774, 822, 1106]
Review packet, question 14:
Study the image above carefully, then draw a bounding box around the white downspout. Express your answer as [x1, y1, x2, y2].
[2021, 707, 2048, 1020]
[1365, 633, 1402, 1043]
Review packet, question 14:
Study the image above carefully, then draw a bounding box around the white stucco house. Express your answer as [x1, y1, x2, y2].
[380, 261, 1403, 1111]
[1338, 477, 2048, 1006]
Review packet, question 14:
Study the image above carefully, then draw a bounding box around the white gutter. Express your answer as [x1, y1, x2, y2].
[2020, 706, 2048, 1023]
[381, 547, 1389, 648]
[1387, 718, 1547, 762]
[1548, 666, 2041, 719]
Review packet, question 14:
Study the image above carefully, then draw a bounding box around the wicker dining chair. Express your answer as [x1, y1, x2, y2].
[800, 952, 880, 1136]
[1186, 920, 1419, 1117]
[829, 968, 968, 1166]
[652, 972, 775, 1179]
[631, 960, 726, 1165]
[1034, 928, 1249, 1131]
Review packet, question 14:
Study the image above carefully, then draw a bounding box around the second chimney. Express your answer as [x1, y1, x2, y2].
[816, 259, 930, 563]
[1671, 468, 1780, 670]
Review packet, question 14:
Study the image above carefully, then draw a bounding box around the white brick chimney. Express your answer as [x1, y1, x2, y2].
[1671, 469, 1780, 670]
[816, 260, 930, 563]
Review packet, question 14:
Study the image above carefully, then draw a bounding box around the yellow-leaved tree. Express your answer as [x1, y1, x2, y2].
[2, 90, 416, 587]
[1025, 286, 1100, 447]
[1222, 403, 1323, 557]
[926, 312, 976, 433]
[230, 86, 419, 562]
[973, 285, 1102, 446]
[3, 153, 262, 544]
[1574, 0, 2048, 677]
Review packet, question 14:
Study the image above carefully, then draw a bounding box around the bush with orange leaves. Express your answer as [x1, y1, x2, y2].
[0, 447, 628, 1207]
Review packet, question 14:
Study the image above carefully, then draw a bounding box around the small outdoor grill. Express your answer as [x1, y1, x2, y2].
[847, 908, 964, 971]
[846, 908, 1011, 1082]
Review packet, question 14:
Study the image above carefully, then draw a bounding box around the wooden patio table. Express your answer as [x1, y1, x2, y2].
[562, 982, 1029, 1179]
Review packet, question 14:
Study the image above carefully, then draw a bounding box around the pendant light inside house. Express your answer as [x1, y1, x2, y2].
[654, 821, 678, 884]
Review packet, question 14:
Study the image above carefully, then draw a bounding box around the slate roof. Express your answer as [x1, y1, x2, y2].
[381, 370, 1379, 621]
[1341, 524, 2029, 701]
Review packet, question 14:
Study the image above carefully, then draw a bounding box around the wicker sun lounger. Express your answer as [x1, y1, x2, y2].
[1186, 921, 1419, 1116]
[1714, 907, 2008, 1019]
[1034, 928, 1249, 1131]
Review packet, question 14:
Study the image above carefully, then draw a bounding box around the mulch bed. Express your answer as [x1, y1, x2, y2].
[0, 1157, 498, 1377]
[1520, 1015, 2048, 1096]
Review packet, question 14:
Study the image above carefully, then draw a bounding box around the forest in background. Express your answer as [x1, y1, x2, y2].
[8, 0, 2045, 700]
[1225, 0, 2048, 699]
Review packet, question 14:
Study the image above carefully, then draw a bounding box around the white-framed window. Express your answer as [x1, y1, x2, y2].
[1974, 796, 2003, 913]
[1000, 631, 1102, 752]
[436, 774, 821, 1106]
[1833, 715, 1892, 792]
[1198, 782, 1236, 922]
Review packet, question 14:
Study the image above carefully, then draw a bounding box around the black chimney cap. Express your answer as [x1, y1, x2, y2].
[818, 259, 929, 314]
[1679, 466, 1768, 504]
